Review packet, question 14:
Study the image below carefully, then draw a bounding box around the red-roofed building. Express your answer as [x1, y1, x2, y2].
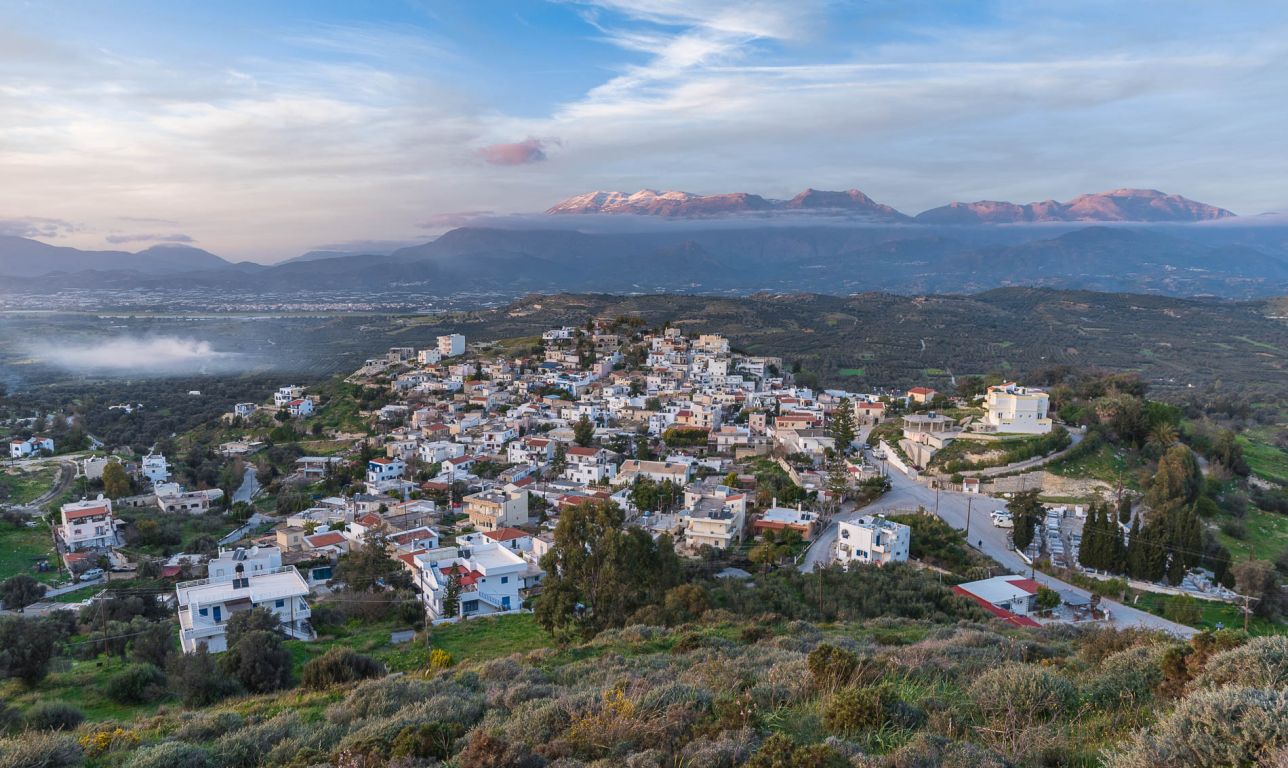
[563, 447, 617, 485]
[951, 576, 1044, 628]
[59, 497, 120, 552]
[304, 531, 350, 554]
[907, 387, 938, 404]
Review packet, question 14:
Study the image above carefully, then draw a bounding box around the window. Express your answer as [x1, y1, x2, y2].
[275, 599, 284, 608]
[199, 608, 208, 617]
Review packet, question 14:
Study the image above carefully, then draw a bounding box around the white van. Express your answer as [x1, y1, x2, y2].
[79, 568, 105, 582]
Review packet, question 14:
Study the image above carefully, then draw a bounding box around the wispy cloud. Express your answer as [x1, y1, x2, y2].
[105, 232, 195, 244]
[478, 138, 551, 166]
[0, 216, 78, 238]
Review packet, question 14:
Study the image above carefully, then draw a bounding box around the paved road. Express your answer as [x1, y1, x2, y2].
[803, 450, 1195, 638]
[232, 466, 260, 504]
[4, 459, 78, 514]
[219, 512, 272, 546]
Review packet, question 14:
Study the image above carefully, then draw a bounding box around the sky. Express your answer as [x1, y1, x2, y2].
[0, 0, 1285, 262]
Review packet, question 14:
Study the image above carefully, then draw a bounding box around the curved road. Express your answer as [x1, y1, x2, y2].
[803, 448, 1195, 638]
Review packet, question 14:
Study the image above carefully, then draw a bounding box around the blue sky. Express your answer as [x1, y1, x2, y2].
[0, 0, 1285, 261]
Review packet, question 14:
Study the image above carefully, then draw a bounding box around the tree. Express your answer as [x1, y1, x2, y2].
[1008, 490, 1043, 553]
[1035, 586, 1062, 611]
[168, 645, 240, 706]
[0, 615, 60, 687]
[1212, 429, 1249, 476]
[336, 539, 409, 592]
[534, 501, 681, 640]
[573, 415, 595, 448]
[102, 461, 131, 499]
[1146, 445, 1202, 516]
[129, 620, 175, 667]
[829, 398, 856, 453]
[0, 575, 46, 612]
[441, 571, 462, 619]
[825, 455, 850, 514]
[1232, 559, 1285, 620]
[550, 443, 567, 476]
[221, 629, 292, 693]
[224, 606, 279, 648]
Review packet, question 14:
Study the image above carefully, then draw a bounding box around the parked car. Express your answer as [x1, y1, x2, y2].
[79, 568, 105, 582]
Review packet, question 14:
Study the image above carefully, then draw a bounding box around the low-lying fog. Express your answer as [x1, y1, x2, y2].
[23, 336, 249, 375]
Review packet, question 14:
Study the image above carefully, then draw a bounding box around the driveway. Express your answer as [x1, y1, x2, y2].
[802, 453, 1195, 638]
[232, 466, 260, 504]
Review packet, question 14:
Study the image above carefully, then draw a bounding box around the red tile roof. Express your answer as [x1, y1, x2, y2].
[306, 532, 346, 547]
[951, 585, 1042, 628]
[566, 447, 599, 457]
[64, 505, 111, 521]
[483, 527, 528, 542]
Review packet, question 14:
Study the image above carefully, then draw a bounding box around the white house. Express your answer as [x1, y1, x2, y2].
[8, 435, 54, 458]
[437, 333, 466, 358]
[141, 452, 171, 484]
[507, 436, 555, 466]
[176, 546, 314, 653]
[983, 383, 1052, 434]
[366, 457, 406, 485]
[410, 541, 531, 621]
[287, 398, 315, 417]
[952, 575, 1044, 627]
[835, 515, 911, 567]
[615, 459, 693, 487]
[233, 402, 258, 418]
[59, 496, 121, 552]
[417, 348, 443, 365]
[273, 385, 305, 407]
[155, 483, 224, 514]
[419, 440, 466, 464]
[563, 447, 617, 485]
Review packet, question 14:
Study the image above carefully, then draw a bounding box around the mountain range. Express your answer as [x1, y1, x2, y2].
[2, 187, 1284, 300]
[547, 187, 1235, 223]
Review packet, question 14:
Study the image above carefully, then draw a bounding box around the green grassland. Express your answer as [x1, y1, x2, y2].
[0, 465, 57, 505]
[1212, 505, 1288, 562]
[0, 520, 61, 584]
[1237, 425, 1288, 485]
[1046, 441, 1141, 488]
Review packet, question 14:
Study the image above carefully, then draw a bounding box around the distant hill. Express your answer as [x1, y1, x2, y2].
[6, 223, 1288, 299]
[546, 187, 909, 221]
[0, 236, 232, 277]
[915, 188, 1235, 224]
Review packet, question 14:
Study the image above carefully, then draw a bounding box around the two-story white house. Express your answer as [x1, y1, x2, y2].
[410, 541, 532, 621]
[141, 452, 171, 484]
[835, 515, 911, 567]
[273, 385, 305, 407]
[175, 546, 314, 653]
[507, 436, 555, 467]
[983, 383, 1052, 434]
[563, 447, 617, 485]
[8, 435, 54, 458]
[58, 496, 121, 552]
[366, 457, 406, 485]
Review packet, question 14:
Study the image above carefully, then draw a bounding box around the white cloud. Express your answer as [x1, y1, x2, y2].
[27, 337, 245, 374]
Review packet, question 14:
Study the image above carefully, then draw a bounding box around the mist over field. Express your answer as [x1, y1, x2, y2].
[23, 335, 247, 375]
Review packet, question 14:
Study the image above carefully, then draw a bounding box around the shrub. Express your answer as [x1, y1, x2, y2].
[1105, 687, 1288, 767]
[168, 646, 241, 706]
[209, 712, 300, 768]
[106, 663, 167, 704]
[78, 727, 139, 758]
[969, 665, 1075, 729]
[1162, 595, 1202, 626]
[300, 648, 385, 690]
[429, 648, 454, 670]
[124, 742, 212, 768]
[744, 732, 849, 768]
[887, 733, 1007, 768]
[1195, 635, 1288, 690]
[1085, 644, 1168, 708]
[23, 702, 84, 732]
[0, 732, 82, 768]
[806, 644, 859, 694]
[220, 630, 292, 693]
[822, 685, 894, 735]
[389, 722, 466, 760]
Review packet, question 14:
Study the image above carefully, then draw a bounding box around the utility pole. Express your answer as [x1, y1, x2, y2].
[935, 485, 940, 516]
[965, 496, 973, 542]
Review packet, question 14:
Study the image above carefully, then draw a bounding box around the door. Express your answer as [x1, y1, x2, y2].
[212, 606, 222, 623]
